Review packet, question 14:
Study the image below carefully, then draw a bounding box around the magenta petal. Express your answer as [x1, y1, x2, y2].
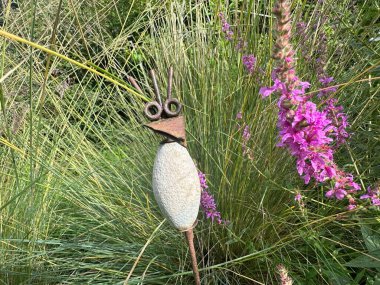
[325, 190, 334, 198]
[299, 81, 311, 89]
[294, 193, 302, 201]
[319, 76, 334, 85]
[292, 89, 304, 96]
[304, 174, 311, 184]
[259, 86, 275, 97]
[347, 204, 356, 210]
[360, 194, 371, 200]
[325, 166, 336, 178]
[297, 164, 304, 175]
[351, 182, 361, 191]
[336, 189, 347, 200]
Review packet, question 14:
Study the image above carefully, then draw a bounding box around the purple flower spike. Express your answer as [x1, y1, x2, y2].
[242, 54, 256, 74]
[319, 76, 334, 85]
[198, 171, 208, 189]
[200, 190, 222, 223]
[258, 0, 359, 207]
[198, 171, 225, 224]
[236, 38, 248, 52]
[218, 12, 234, 41]
[243, 125, 251, 141]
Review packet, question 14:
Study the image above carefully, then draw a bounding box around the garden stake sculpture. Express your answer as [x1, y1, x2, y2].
[128, 68, 201, 285]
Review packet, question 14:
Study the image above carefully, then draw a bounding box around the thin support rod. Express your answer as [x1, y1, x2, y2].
[150, 69, 162, 106]
[167, 66, 173, 99]
[127, 76, 143, 94]
[185, 229, 201, 285]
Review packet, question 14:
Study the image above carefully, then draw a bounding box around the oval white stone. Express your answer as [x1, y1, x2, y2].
[152, 142, 201, 231]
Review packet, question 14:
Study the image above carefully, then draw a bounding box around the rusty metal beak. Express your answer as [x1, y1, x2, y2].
[145, 115, 186, 145]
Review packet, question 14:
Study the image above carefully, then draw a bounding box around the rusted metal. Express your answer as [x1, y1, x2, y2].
[167, 66, 173, 100]
[127, 76, 144, 94]
[162, 67, 182, 117]
[143, 68, 183, 121]
[163, 98, 182, 118]
[144, 101, 163, 121]
[150, 69, 163, 106]
[144, 115, 186, 145]
[185, 229, 201, 285]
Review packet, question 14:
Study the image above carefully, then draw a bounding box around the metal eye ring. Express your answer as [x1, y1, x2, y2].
[163, 99, 182, 117]
[144, 101, 163, 121]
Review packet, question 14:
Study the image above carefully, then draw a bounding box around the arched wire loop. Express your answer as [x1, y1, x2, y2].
[144, 101, 163, 121]
[164, 98, 182, 117]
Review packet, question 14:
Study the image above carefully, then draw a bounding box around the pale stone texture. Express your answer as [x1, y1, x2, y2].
[152, 142, 201, 231]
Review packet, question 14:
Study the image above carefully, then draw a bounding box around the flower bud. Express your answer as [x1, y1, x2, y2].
[281, 99, 292, 109]
[298, 119, 309, 127]
[286, 110, 295, 121]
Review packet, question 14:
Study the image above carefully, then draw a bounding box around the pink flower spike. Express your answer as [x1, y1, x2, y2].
[198, 171, 225, 224]
[258, 0, 358, 208]
[242, 54, 256, 74]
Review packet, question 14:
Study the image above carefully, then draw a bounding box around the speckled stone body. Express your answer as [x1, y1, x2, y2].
[152, 142, 201, 231]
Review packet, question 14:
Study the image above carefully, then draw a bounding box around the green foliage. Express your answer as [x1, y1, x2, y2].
[0, 0, 379, 284]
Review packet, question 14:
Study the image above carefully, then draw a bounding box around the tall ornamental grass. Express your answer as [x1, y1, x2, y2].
[0, 0, 379, 284]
